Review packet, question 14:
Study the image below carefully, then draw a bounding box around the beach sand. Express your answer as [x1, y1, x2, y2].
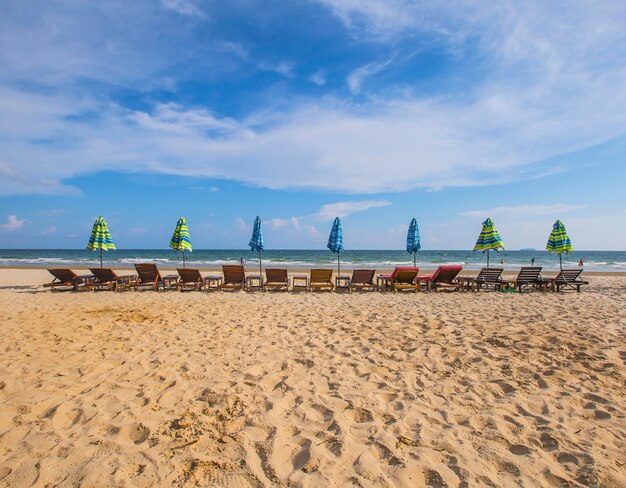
[0, 269, 624, 487]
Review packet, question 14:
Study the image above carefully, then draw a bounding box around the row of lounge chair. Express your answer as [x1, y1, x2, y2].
[44, 264, 588, 293]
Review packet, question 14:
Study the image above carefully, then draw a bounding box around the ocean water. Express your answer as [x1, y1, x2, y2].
[0, 249, 625, 272]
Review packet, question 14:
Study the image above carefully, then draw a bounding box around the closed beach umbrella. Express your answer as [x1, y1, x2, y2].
[406, 218, 421, 267]
[473, 218, 504, 268]
[249, 216, 264, 288]
[327, 217, 344, 276]
[546, 220, 572, 270]
[169, 217, 192, 268]
[86, 216, 116, 268]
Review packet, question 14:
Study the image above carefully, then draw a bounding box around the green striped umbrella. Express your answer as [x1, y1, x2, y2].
[86, 216, 116, 268]
[546, 220, 572, 270]
[473, 218, 505, 268]
[169, 217, 192, 268]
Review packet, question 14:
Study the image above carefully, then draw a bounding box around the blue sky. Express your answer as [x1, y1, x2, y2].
[1, 0, 625, 250]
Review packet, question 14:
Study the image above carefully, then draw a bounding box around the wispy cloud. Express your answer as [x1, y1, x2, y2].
[347, 56, 395, 94]
[315, 200, 392, 221]
[161, 0, 204, 17]
[310, 70, 327, 86]
[461, 204, 587, 220]
[41, 225, 57, 235]
[0, 214, 26, 231]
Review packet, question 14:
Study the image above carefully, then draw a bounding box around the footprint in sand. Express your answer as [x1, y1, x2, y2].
[540, 432, 559, 451]
[119, 422, 150, 444]
[353, 407, 374, 423]
[509, 444, 532, 455]
[557, 452, 579, 465]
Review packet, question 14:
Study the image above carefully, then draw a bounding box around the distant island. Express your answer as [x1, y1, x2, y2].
[518, 248, 537, 251]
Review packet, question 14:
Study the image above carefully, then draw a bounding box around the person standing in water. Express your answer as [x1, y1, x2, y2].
[578, 258, 584, 266]
[531, 258, 535, 266]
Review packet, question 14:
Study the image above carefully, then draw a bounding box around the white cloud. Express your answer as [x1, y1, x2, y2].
[0, 1, 626, 197]
[234, 217, 249, 234]
[266, 218, 289, 229]
[0, 214, 26, 231]
[310, 70, 327, 86]
[461, 204, 587, 220]
[161, 0, 204, 17]
[347, 56, 395, 94]
[315, 200, 392, 221]
[41, 225, 57, 235]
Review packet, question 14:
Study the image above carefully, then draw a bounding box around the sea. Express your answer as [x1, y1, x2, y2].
[0, 249, 625, 272]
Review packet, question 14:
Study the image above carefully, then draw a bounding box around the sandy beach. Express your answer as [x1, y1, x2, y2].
[0, 269, 624, 487]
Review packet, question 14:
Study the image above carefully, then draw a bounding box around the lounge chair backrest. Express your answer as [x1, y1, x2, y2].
[516, 266, 542, 281]
[177, 268, 202, 282]
[555, 269, 583, 283]
[391, 267, 419, 284]
[223, 265, 245, 284]
[265, 268, 288, 283]
[135, 264, 161, 283]
[90, 268, 116, 282]
[476, 267, 503, 282]
[431, 265, 463, 284]
[48, 268, 78, 282]
[351, 269, 375, 284]
[311, 269, 333, 283]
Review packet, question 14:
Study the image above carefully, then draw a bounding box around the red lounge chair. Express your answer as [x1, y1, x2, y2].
[133, 263, 163, 291]
[418, 265, 463, 291]
[176, 268, 204, 291]
[219, 265, 246, 290]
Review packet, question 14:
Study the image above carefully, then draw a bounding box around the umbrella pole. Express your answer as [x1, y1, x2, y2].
[413, 251, 416, 267]
[183, 252, 186, 269]
[559, 254, 562, 271]
[338, 253, 340, 276]
[259, 251, 263, 291]
[487, 250, 490, 268]
[100, 248, 103, 268]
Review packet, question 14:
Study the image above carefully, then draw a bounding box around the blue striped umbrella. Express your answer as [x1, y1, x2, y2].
[249, 216, 264, 288]
[406, 218, 421, 266]
[327, 217, 344, 275]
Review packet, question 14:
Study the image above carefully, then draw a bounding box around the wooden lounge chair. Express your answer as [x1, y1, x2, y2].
[309, 269, 334, 291]
[349, 270, 377, 292]
[460, 267, 504, 291]
[176, 268, 204, 291]
[219, 265, 246, 291]
[44, 268, 88, 291]
[508, 267, 544, 292]
[418, 265, 463, 291]
[88, 268, 134, 291]
[132, 263, 163, 291]
[543, 269, 588, 292]
[264, 268, 289, 291]
[390, 266, 420, 292]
